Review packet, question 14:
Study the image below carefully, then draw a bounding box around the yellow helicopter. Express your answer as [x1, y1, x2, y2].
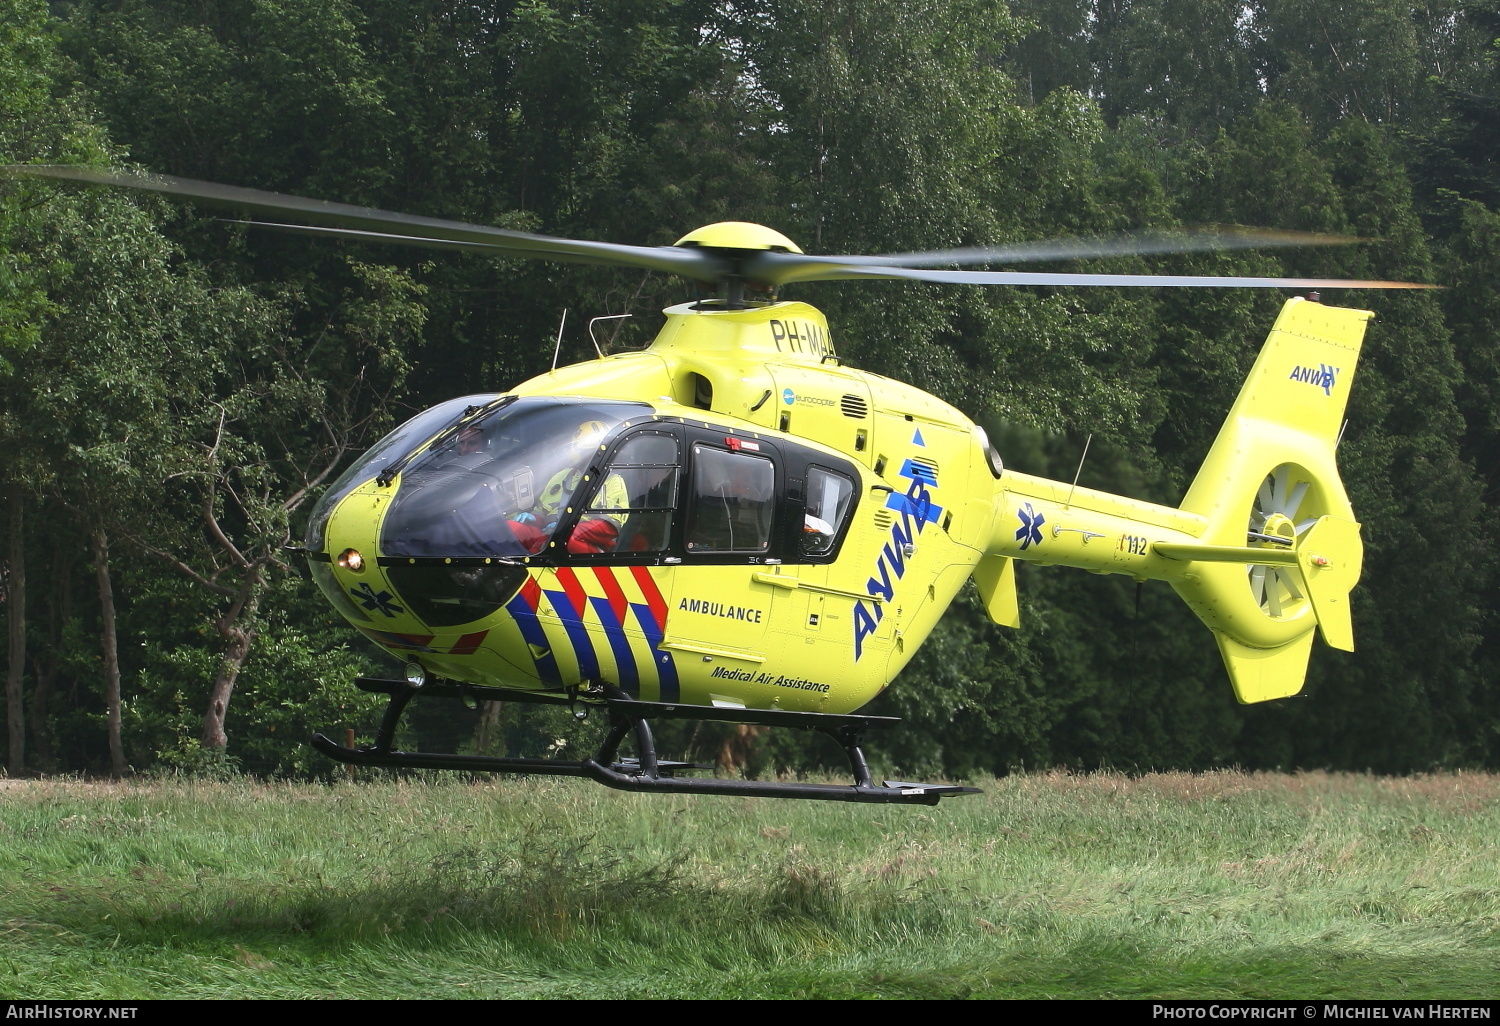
[14, 166, 1432, 805]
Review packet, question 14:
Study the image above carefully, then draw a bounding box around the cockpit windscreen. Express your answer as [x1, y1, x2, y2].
[379, 397, 650, 558]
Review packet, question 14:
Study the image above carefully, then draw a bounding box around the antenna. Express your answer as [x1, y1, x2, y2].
[550, 308, 568, 373]
[588, 313, 631, 358]
[1336, 418, 1349, 449]
[1065, 433, 1093, 508]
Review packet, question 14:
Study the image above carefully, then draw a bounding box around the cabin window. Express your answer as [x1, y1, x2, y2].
[802, 466, 854, 555]
[686, 444, 775, 553]
[569, 431, 681, 554]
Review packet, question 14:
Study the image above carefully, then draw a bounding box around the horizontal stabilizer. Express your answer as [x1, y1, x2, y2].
[1154, 542, 1298, 566]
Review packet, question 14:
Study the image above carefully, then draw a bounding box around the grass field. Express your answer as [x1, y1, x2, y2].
[1, 769, 1497, 1000]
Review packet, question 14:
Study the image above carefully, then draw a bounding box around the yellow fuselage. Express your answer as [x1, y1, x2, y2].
[308, 297, 1365, 711]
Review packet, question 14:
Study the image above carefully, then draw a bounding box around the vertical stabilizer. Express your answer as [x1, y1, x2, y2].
[1169, 298, 1372, 702]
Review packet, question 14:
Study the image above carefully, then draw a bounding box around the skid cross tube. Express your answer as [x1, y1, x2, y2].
[313, 677, 980, 805]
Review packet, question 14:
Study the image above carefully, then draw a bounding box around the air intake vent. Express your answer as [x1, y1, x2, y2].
[873, 510, 894, 531]
[840, 394, 868, 419]
[910, 456, 939, 483]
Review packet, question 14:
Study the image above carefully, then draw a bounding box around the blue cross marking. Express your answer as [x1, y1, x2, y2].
[351, 582, 405, 617]
[1016, 503, 1045, 550]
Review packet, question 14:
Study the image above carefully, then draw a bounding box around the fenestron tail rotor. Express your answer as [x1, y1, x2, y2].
[1247, 463, 1323, 619]
[4, 164, 1437, 292]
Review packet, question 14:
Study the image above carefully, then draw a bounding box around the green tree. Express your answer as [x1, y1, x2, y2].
[1435, 196, 1500, 763]
[0, 0, 160, 774]
[26, 0, 1500, 779]
[121, 258, 421, 751]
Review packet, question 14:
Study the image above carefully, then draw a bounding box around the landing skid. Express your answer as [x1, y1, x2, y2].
[311, 677, 980, 806]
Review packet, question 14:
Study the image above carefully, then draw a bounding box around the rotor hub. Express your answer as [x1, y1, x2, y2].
[1259, 512, 1297, 544]
[675, 222, 803, 253]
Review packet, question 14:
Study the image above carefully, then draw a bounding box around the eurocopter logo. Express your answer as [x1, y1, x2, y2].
[1015, 503, 1045, 550]
[782, 388, 835, 409]
[1290, 363, 1339, 396]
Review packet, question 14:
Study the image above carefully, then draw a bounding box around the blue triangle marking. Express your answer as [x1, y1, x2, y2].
[912, 428, 926, 447]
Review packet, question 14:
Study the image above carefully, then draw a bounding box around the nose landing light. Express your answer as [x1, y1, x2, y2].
[337, 548, 365, 572]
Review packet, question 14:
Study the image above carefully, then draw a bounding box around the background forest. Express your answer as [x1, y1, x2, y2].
[1, 0, 1497, 779]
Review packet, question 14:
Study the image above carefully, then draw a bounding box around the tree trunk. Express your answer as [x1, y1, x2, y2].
[475, 700, 503, 754]
[90, 528, 126, 778]
[28, 538, 71, 773]
[201, 583, 261, 751]
[6, 492, 25, 776]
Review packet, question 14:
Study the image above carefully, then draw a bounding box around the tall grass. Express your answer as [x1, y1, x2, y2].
[1, 770, 1496, 999]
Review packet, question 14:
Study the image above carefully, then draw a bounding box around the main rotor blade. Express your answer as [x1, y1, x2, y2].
[775, 264, 1435, 289]
[5, 165, 1437, 289]
[223, 220, 637, 268]
[743, 226, 1365, 283]
[7, 165, 725, 281]
[219, 222, 1432, 291]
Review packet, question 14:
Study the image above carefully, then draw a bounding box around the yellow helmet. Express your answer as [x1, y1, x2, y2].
[572, 419, 609, 454]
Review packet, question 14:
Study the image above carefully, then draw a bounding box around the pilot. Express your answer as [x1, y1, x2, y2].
[537, 421, 607, 516]
[537, 465, 584, 519]
[534, 420, 629, 554]
[457, 425, 485, 456]
[429, 424, 548, 555]
[566, 517, 620, 553]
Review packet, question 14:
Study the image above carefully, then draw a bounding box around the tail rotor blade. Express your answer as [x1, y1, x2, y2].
[1285, 480, 1309, 519]
[1257, 476, 1275, 516]
[1265, 572, 1283, 617]
[1276, 466, 1291, 509]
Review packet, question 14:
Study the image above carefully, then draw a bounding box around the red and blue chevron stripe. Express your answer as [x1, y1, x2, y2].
[506, 566, 678, 700]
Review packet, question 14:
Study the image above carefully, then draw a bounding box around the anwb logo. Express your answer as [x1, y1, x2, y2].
[1289, 363, 1338, 396]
